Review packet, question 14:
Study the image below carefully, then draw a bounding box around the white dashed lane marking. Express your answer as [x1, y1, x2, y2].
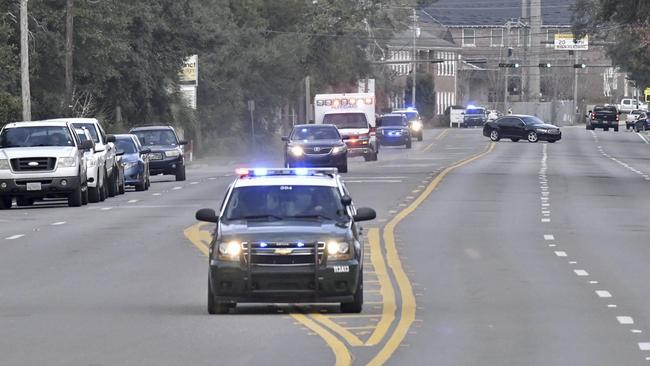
[5, 234, 24, 240]
[554, 251, 567, 257]
[574, 270, 589, 276]
[51, 221, 66, 226]
[638, 342, 650, 351]
[173, 186, 183, 190]
[596, 290, 613, 298]
[101, 207, 112, 211]
[152, 193, 162, 196]
[617, 316, 634, 325]
[128, 200, 139, 203]
[190, 181, 200, 185]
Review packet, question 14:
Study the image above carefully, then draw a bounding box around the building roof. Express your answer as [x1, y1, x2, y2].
[388, 24, 459, 49]
[421, 0, 576, 27]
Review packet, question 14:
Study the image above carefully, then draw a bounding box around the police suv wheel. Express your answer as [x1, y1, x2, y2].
[208, 278, 231, 314]
[0, 197, 12, 210]
[341, 271, 363, 313]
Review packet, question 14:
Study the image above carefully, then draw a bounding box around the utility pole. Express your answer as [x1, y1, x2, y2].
[521, 0, 529, 101]
[573, 51, 579, 113]
[20, 0, 31, 121]
[529, 0, 542, 101]
[305, 76, 311, 123]
[65, 0, 75, 114]
[411, 8, 417, 108]
[504, 22, 512, 111]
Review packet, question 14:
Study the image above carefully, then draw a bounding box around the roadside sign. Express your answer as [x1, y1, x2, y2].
[180, 55, 198, 85]
[554, 34, 588, 51]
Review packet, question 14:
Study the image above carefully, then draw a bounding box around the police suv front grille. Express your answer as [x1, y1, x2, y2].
[242, 242, 326, 266]
[10, 157, 56, 172]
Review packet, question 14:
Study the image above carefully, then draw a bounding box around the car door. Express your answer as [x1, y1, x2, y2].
[497, 117, 516, 137]
[511, 117, 527, 138]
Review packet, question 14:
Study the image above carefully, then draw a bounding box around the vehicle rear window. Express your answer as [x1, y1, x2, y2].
[594, 106, 617, 113]
[224, 186, 347, 221]
[291, 126, 340, 141]
[323, 113, 368, 129]
[0, 126, 75, 148]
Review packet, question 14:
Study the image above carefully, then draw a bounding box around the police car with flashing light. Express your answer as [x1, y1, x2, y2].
[392, 108, 424, 141]
[195, 168, 376, 314]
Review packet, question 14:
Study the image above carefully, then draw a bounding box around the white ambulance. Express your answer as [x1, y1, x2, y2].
[314, 93, 378, 161]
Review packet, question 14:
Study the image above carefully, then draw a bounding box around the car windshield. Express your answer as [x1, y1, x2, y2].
[133, 130, 177, 146]
[291, 126, 340, 141]
[522, 116, 546, 125]
[115, 138, 137, 154]
[224, 185, 348, 221]
[323, 113, 368, 129]
[0, 126, 75, 148]
[381, 116, 406, 126]
[72, 123, 100, 143]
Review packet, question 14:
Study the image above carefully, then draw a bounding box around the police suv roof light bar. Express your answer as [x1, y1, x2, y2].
[235, 168, 339, 178]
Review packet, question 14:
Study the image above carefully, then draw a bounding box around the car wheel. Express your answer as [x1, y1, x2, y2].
[118, 179, 125, 195]
[510, 138, 520, 142]
[88, 186, 100, 203]
[364, 152, 378, 162]
[107, 172, 117, 198]
[527, 131, 539, 143]
[81, 186, 89, 205]
[208, 278, 231, 315]
[0, 197, 12, 210]
[489, 129, 500, 141]
[337, 162, 348, 173]
[68, 185, 83, 207]
[175, 165, 186, 181]
[406, 139, 412, 149]
[99, 179, 107, 202]
[614, 126, 619, 132]
[417, 133, 423, 141]
[16, 197, 34, 207]
[340, 271, 363, 313]
[135, 179, 146, 192]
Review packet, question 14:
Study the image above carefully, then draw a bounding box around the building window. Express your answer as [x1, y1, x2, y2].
[462, 29, 475, 47]
[491, 29, 504, 47]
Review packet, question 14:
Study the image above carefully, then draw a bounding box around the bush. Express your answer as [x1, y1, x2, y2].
[0, 93, 21, 125]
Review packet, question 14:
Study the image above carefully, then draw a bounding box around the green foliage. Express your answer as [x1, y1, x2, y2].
[406, 72, 435, 120]
[573, 0, 650, 85]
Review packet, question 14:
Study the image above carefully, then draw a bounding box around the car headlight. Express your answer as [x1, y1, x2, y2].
[290, 146, 304, 157]
[215, 240, 242, 261]
[165, 150, 181, 158]
[327, 240, 351, 260]
[58, 157, 77, 168]
[332, 146, 346, 154]
[535, 128, 549, 133]
[411, 121, 423, 131]
[123, 161, 138, 170]
[0, 159, 9, 170]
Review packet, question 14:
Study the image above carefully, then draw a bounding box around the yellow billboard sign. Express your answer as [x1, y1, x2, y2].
[180, 55, 198, 84]
[554, 34, 589, 51]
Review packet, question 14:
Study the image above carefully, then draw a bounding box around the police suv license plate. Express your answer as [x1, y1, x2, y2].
[26, 182, 42, 191]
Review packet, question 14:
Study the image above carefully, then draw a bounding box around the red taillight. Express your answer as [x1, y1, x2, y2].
[591, 113, 596, 120]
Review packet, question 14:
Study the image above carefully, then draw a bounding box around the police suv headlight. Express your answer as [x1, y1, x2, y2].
[290, 146, 304, 157]
[411, 121, 423, 131]
[58, 157, 77, 168]
[332, 146, 346, 154]
[0, 159, 9, 170]
[327, 240, 351, 260]
[165, 150, 181, 158]
[215, 240, 242, 261]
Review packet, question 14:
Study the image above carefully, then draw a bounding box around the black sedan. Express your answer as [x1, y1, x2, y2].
[283, 124, 348, 173]
[483, 115, 561, 143]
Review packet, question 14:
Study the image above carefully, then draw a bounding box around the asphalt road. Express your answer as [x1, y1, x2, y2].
[1, 126, 649, 365]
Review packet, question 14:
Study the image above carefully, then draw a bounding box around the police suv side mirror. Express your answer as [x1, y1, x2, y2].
[281, 136, 289, 142]
[341, 196, 352, 206]
[353, 207, 376, 222]
[79, 140, 94, 151]
[196, 208, 219, 223]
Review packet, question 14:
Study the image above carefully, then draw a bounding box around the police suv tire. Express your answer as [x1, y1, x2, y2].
[406, 139, 412, 149]
[68, 186, 83, 207]
[341, 271, 363, 313]
[176, 165, 186, 181]
[16, 197, 34, 207]
[208, 279, 230, 314]
[0, 197, 12, 210]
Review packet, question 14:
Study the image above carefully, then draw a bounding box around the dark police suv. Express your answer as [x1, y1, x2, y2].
[195, 168, 376, 314]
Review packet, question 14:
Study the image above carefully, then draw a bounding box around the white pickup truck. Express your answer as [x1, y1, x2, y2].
[618, 98, 648, 113]
[0, 121, 94, 208]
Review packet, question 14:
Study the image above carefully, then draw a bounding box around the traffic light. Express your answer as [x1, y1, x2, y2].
[573, 63, 587, 68]
[539, 63, 552, 68]
[498, 63, 520, 68]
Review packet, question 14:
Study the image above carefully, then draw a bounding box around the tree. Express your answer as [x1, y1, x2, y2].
[573, 0, 650, 85]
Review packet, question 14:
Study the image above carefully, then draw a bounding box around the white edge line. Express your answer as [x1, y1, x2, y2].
[636, 132, 650, 144]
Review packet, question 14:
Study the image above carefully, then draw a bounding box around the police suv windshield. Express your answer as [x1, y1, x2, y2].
[323, 113, 368, 129]
[0, 126, 75, 148]
[291, 126, 340, 141]
[224, 185, 347, 222]
[381, 116, 406, 127]
[466, 108, 486, 115]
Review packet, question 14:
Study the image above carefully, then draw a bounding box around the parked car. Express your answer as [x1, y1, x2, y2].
[114, 134, 151, 191]
[377, 113, 412, 148]
[0, 121, 93, 208]
[483, 115, 562, 143]
[586, 105, 620, 131]
[130, 126, 187, 181]
[282, 124, 348, 173]
[626, 109, 645, 130]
